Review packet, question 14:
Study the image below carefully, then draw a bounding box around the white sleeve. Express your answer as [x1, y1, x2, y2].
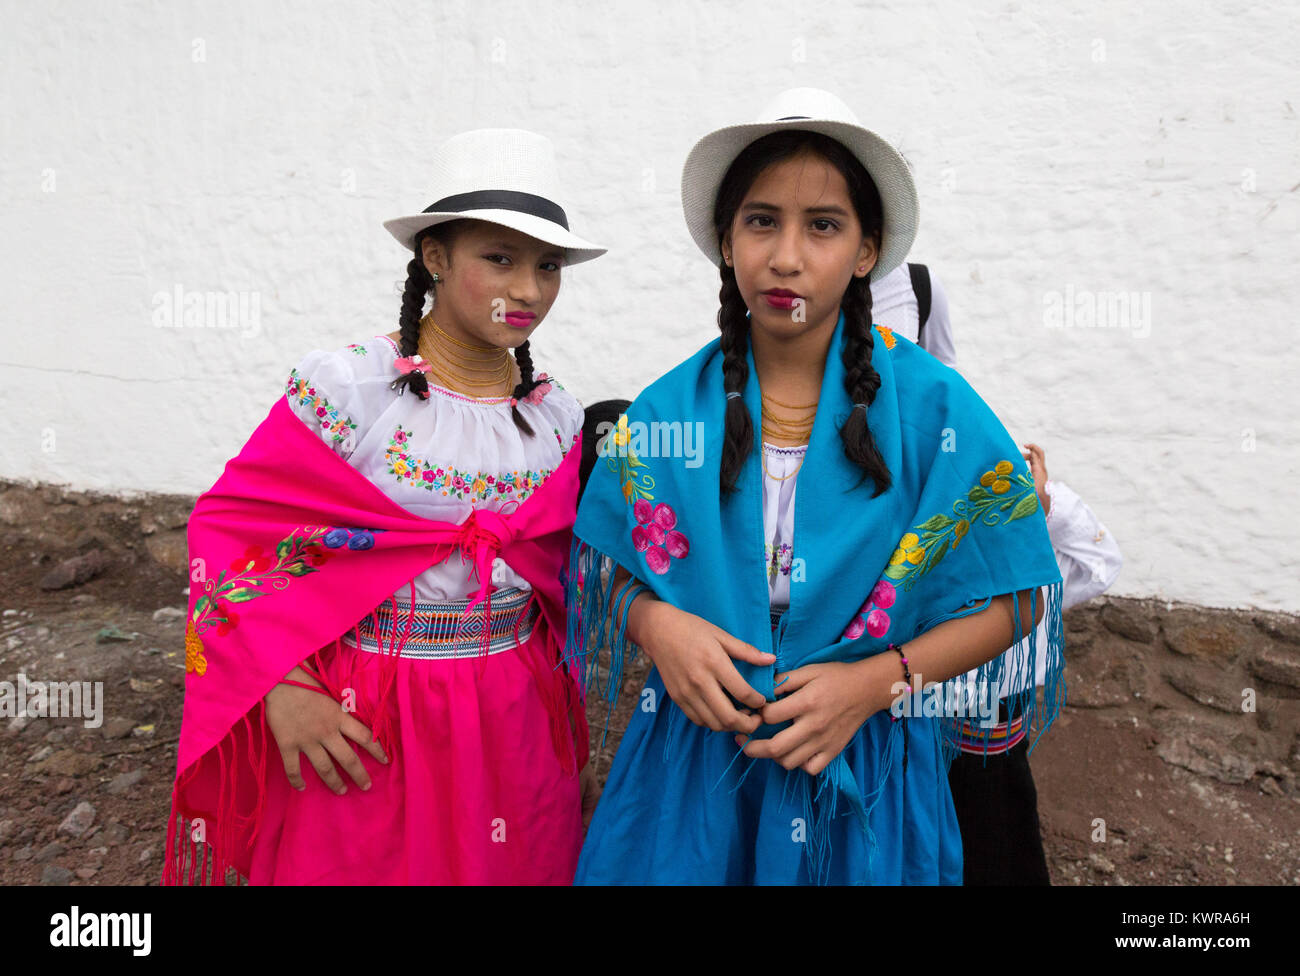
[919, 270, 958, 368]
[283, 347, 365, 461]
[1044, 479, 1124, 609]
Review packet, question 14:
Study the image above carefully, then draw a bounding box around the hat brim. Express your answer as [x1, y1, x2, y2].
[680, 119, 918, 281]
[382, 209, 607, 266]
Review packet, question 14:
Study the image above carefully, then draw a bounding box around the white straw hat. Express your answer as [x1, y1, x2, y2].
[680, 88, 918, 280]
[383, 128, 607, 265]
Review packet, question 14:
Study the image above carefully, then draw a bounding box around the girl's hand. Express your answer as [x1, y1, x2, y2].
[579, 764, 600, 828]
[632, 596, 773, 735]
[263, 664, 389, 794]
[1022, 442, 1051, 516]
[735, 655, 899, 776]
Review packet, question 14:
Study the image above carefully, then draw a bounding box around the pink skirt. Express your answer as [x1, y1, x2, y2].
[245, 607, 583, 885]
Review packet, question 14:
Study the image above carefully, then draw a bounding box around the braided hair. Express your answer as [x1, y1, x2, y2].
[713, 130, 893, 498]
[393, 222, 546, 436]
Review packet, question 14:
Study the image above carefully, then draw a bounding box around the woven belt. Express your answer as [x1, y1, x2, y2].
[955, 710, 1027, 756]
[343, 586, 539, 660]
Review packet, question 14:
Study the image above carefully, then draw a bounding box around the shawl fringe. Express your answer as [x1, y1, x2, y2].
[165, 576, 585, 886]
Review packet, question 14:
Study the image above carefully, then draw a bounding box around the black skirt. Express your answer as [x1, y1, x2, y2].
[946, 726, 1051, 886]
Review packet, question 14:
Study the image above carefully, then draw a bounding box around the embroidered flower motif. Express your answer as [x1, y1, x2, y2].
[286, 369, 358, 445]
[842, 579, 895, 641]
[184, 621, 207, 676]
[632, 499, 688, 575]
[765, 541, 794, 581]
[874, 324, 897, 349]
[382, 425, 562, 503]
[187, 525, 381, 670]
[978, 459, 1016, 495]
[229, 546, 272, 575]
[346, 343, 368, 356]
[322, 527, 378, 550]
[883, 458, 1039, 592]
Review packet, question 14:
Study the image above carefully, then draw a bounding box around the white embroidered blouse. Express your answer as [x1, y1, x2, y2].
[762, 441, 807, 610]
[282, 333, 584, 603]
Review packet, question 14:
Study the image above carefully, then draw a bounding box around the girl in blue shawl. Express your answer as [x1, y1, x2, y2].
[566, 88, 1065, 885]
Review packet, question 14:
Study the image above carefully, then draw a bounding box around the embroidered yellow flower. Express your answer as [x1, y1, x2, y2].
[393, 459, 409, 477]
[874, 324, 896, 349]
[185, 621, 207, 676]
[953, 518, 970, 548]
[891, 531, 925, 566]
[979, 459, 1015, 495]
[613, 415, 631, 447]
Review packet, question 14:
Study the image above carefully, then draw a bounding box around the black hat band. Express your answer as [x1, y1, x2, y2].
[423, 189, 569, 230]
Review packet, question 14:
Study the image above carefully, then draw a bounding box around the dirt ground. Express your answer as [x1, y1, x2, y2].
[1, 546, 1296, 885]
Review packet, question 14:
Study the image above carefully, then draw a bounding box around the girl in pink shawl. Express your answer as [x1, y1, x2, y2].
[164, 129, 606, 885]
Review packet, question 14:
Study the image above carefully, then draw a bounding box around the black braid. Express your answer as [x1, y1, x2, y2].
[509, 340, 544, 436]
[391, 229, 435, 401]
[718, 265, 754, 494]
[839, 272, 892, 496]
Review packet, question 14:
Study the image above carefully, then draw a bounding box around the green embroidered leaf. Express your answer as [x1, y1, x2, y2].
[283, 561, 317, 577]
[1000, 500, 1015, 511]
[916, 513, 954, 532]
[193, 595, 209, 618]
[276, 538, 293, 559]
[223, 587, 266, 604]
[968, 486, 990, 503]
[1006, 491, 1040, 522]
[922, 538, 951, 575]
[883, 562, 910, 581]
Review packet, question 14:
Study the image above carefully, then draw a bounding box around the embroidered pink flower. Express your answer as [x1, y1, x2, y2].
[870, 579, 896, 608]
[651, 503, 677, 529]
[629, 500, 689, 574]
[664, 530, 689, 558]
[841, 577, 895, 641]
[865, 608, 891, 638]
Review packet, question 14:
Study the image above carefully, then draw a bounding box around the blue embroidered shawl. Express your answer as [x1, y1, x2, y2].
[566, 309, 1065, 883]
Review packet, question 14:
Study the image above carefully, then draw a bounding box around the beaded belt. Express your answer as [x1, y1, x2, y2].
[955, 711, 1027, 756]
[343, 586, 539, 660]
[770, 606, 786, 632]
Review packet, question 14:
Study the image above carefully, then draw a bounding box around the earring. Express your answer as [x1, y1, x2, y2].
[430, 272, 441, 283]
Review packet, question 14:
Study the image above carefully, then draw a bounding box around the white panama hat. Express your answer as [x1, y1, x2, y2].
[383, 128, 607, 265]
[679, 88, 918, 280]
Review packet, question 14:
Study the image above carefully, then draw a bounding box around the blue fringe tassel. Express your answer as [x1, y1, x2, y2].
[934, 578, 1067, 772]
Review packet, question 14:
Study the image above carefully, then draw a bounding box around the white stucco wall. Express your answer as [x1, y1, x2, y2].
[1, 0, 1296, 611]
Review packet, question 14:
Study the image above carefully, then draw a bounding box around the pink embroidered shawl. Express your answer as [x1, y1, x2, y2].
[163, 396, 587, 885]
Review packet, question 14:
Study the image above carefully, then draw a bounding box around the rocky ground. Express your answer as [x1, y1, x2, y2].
[0, 510, 1297, 885]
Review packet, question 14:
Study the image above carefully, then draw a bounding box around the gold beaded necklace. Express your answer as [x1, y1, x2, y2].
[759, 389, 816, 480]
[416, 312, 514, 398]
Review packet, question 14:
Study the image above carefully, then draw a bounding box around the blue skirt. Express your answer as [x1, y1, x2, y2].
[575, 666, 964, 885]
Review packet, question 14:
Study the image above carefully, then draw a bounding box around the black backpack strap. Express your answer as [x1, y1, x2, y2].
[907, 262, 932, 342]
